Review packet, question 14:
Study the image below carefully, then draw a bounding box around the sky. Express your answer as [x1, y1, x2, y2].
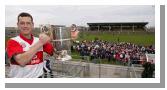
[5, 5, 155, 27]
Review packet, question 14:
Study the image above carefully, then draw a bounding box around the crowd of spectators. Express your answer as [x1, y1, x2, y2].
[71, 39, 155, 65]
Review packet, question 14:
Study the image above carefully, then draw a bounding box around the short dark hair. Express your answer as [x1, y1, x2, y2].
[17, 12, 33, 22]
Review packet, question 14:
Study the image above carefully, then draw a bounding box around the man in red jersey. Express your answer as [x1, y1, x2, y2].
[6, 12, 54, 78]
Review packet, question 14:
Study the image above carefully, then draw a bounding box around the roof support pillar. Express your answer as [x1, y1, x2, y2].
[120, 24, 122, 32]
[132, 24, 134, 32]
[98, 25, 100, 32]
[109, 26, 111, 32]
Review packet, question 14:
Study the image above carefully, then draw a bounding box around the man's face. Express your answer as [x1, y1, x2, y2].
[17, 16, 34, 35]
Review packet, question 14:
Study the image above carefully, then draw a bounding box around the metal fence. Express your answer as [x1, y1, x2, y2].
[50, 60, 90, 78]
[45, 57, 144, 78]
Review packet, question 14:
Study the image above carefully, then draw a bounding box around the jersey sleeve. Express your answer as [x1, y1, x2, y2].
[6, 39, 24, 59]
[43, 42, 54, 56]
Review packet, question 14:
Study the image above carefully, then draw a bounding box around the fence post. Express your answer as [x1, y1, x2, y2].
[98, 57, 101, 78]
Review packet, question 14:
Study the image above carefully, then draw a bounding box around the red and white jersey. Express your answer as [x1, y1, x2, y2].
[7, 34, 53, 78]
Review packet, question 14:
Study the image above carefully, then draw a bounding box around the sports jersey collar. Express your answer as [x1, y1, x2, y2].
[19, 34, 34, 45]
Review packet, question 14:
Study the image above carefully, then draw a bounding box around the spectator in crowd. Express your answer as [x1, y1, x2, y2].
[43, 54, 54, 78]
[70, 24, 79, 40]
[141, 62, 155, 78]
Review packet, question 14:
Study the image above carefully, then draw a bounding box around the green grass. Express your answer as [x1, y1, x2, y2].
[78, 31, 155, 46]
[71, 51, 81, 59]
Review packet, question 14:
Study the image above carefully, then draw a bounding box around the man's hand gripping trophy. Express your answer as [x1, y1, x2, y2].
[39, 25, 53, 44]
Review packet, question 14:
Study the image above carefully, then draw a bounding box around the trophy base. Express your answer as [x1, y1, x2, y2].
[56, 55, 72, 61]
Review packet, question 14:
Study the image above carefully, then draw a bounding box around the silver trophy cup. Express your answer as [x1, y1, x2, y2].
[40, 25, 72, 60]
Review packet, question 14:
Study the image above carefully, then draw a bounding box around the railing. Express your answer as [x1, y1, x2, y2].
[129, 64, 138, 78]
[46, 57, 144, 78]
[128, 60, 144, 78]
[45, 56, 90, 78]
